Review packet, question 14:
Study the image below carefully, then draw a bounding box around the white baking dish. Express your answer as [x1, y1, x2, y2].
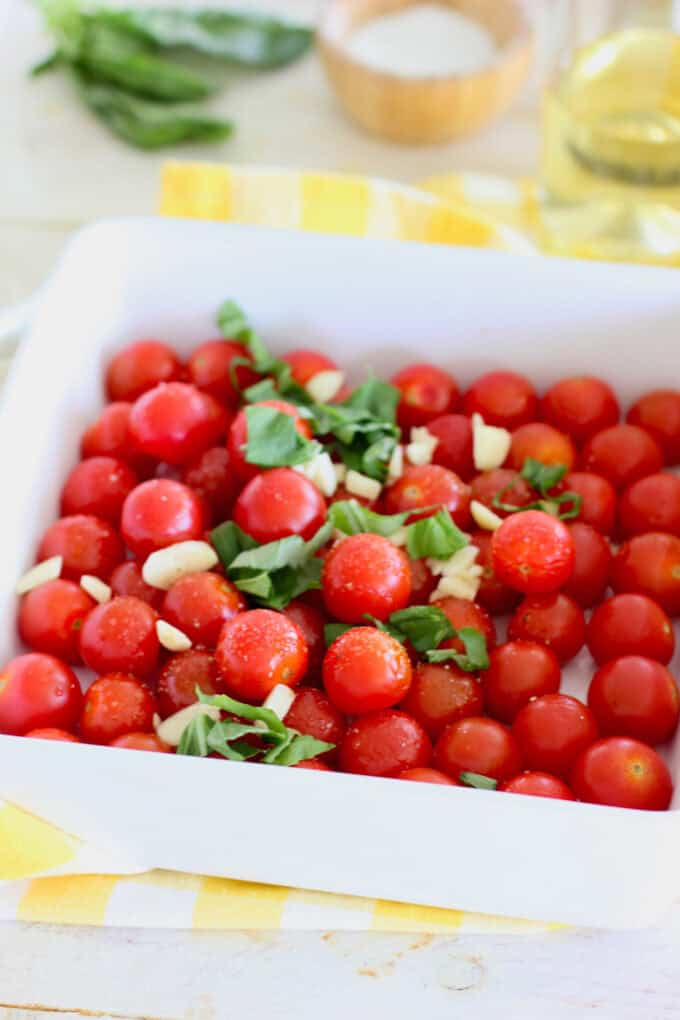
[1, 218, 679, 929]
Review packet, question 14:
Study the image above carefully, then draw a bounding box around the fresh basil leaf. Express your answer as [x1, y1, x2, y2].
[459, 771, 498, 791]
[404, 510, 468, 560]
[244, 405, 319, 467]
[230, 572, 273, 600]
[206, 721, 267, 761]
[230, 534, 308, 573]
[265, 732, 335, 766]
[305, 520, 334, 556]
[426, 628, 489, 672]
[520, 458, 567, 497]
[242, 378, 281, 404]
[324, 622, 355, 646]
[363, 614, 406, 643]
[30, 50, 63, 75]
[328, 500, 409, 537]
[216, 299, 253, 342]
[211, 521, 258, 568]
[177, 712, 212, 756]
[317, 384, 401, 481]
[197, 688, 287, 736]
[386, 606, 456, 653]
[344, 378, 400, 425]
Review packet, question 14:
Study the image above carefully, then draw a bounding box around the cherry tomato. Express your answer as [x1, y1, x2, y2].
[508, 422, 576, 472]
[340, 709, 432, 777]
[294, 758, 331, 771]
[562, 522, 612, 608]
[399, 661, 483, 739]
[428, 414, 474, 480]
[105, 340, 182, 402]
[491, 510, 575, 594]
[469, 531, 522, 616]
[282, 349, 338, 385]
[25, 728, 80, 743]
[79, 674, 157, 745]
[322, 534, 411, 623]
[397, 767, 458, 785]
[181, 447, 240, 524]
[434, 596, 497, 653]
[463, 371, 537, 430]
[408, 557, 436, 605]
[282, 600, 326, 681]
[391, 363, 458, 430]
[18, 579, 95, 663]
[499, 772, 575, 800]
[587, 594, 675, 666]
[560, 471, 617, 535]
[470, 469, 533, 519]
[228, 400, 313, 483]
[129, 382, 228, 465]
[79, 596, 159, 677]
[61, 457, 138, 525]
[618, 473, 680, 539]
[627, 389, 680, 465]
[512, 693, 598, 778]
[110, 560, 164, 610]
[541, 376, 619, 445]
[233, 468, 326, 544]
[162, 572, 245, 648]
[329, 483, 378, 511]
[156, 649, 222, 717]
[81, 401, 153, 476]
[0, 654, 82, 735]
[383, 465, 471, 528]
[38, 514, 123, 581]
[187, 339, 259, 407]
[323, 627, 412, 714]
[571, 737, 672, 810]
[482, 640, 561, 723]
[110, 732, 171, 752]
[588, 655, 679, 745]
[508, 592, 585, 664]
[121, 479, 206, 558]
[435, 716, 522, 783]
[283, 688, 346, 763]
[581, 424, 663, 490]
[610, 532, 680, 616]
[215, 608, 308, 701]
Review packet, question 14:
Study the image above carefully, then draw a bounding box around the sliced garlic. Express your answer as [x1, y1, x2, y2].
[430, 574, 481, 602]
[406, 427, 439, 467]
[470, 500, 503, 532]
[388, 527, 408, 548]
[142, 540, 218, 590]
[16, 556, 62, 595]
[387, 444, 404, 484]
[293, 451, 338, 498]
[472, 413, 511, 472]
[80, 574, 112, 604]
[428, 544, 483, 603]
[262, 684, 296, 720]
[155, 702, 220, 747]
[305, 369, 345, 404]
[156, 619, 192, 652]
[333, 462, 348, 485]
[345, 470, 382, 502]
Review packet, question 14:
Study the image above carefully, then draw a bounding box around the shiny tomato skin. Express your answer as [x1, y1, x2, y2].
[181, 447, 240, 524]
[398, 767, 458, 785]
[294, 758, 331, 771]
[509, 422, 576, 472]
[462, 371, 537, 430]
[61, 457, 138, 525]
[340, 709, 432, 777]
[581, 424, 663, 490]
[26, 727, 80, 742]
[391, 363, 459, 430]
[500, 772, 575, 800]
[322, 534, 411, 623]
[283, 687, 346, 763]
[610, 532, 680, 616]
[110, 560, 164, 610]
[109, 732, 171, 752]
[571, 737, 672, 810]
[234, 468, 326, 544]
[587, 656, 680, 745]
[162, 572, 245, 648]
[469, 531, 522, 616]
[491, 510, 575, 594]
[383, 465, 471, 529]
[38, 514, 123, 581]
[18, 579, 95, 663]
[482, 640, 561, 723]
[282, 600, 326, 682]
[79, 596, 159, 677]
[156, 649, 222, 717]
[79, 673, 157, 745]
[121, 479, 206, 558]
[282, 348, 338, 385]
[106, 340, 182, 402]
[187, 339, 259, 407]
[399, 661, 484, 739]
[435, 716, 522, 784]
[323, 627, 412, 714]
[215, 609, 308, 701]
[129, 382, 228, 466]
[408, 557, 436, 605]
[470, 469, 534, 519]
[0, 654, 82, 736]
[627, 389, 680, 465]
[512, 693, 598, 778]
[508, 592, 586, 664]
[561, 472, 617, 535]
[618, 473, 680, 538]
[428, 414, 474, 480]
[81, 402, 153, 476]
[541, 376, 620, 445]
[434, 596, 497, 653]
[228, 400, 313, 483]
[562, 522, 612, 609]
[587, 594, 675, 666]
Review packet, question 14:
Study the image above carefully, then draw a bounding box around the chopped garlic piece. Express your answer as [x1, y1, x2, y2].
[305, 369, 345, 403]
[431, 575, 481, 602]
[406, 427, 439, 466]
[293, 451, 338, 497]
[472, 413, 511, 471]
[388, 527, 408, 548]
[80, 574, 112, 604]
[142, 540, 218, 590]
[427, 544, 482, 603]
[387, 444, 404, 483]
[155, 702, 220, 746]
[156, 619, 192, 652]
[333, 462, 347, 485]
[16, 556, 62, 595]
[262, 684, 296, 720]
[345, 470, 382, 502]
[470, 499, 503, 532]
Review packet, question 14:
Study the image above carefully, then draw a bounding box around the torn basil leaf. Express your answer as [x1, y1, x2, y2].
[244, 405, 320, 467]
[404, 509, 469, 560]
[383, 606, 456, 653]
[426, 628, 490, 672]
[520, 458, 567, 497]
[459, 771, 498, 791]
[327, 500, 409, 538]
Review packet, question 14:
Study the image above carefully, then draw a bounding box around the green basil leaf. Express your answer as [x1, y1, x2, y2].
[363, 614, 406, 643]
[244, 405, 319, 467]
[404, 510, 469, 560]
[230, 571, 273, 600]
[265, 732, 335, 766]
[459, 771, 498, 791]
[211, 521, 258, 568]
[229, 534, 308, 573]
[343, 378, 400, 424]
[426, 628, 489, 672]
[206, 721, 267, 761]
[324, 622, 355, 646]
[327, 500, 410, 537]
[216, 299, 252, 343]
[177, 712, 212, 756]
[243, 378, 281, 404]
[197, 688, 287, 736]
[520, 458, 567, 497]
[305, 520, 334, 556]
[30, 50, 63, 75]
[237, 558, 322, 611]
[385, 606, 456, 653]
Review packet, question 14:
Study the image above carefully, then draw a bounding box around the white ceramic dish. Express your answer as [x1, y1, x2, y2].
[1, 218, 679, 929]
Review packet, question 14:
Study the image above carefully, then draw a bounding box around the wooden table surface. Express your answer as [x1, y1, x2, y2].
[2, 2, 679, 1017]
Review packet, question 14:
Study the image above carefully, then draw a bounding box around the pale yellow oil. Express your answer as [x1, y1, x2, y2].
[540, 29, 680, 264]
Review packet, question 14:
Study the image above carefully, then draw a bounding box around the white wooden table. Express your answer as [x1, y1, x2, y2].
[2, 2, 679, 1016]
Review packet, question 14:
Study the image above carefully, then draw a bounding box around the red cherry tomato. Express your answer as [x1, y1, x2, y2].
[0, 654, 82, 735]
[618, 473, 680, 538]
[38, 514, 123, 581]
[322, 534, 411, 623]
[560, 471, 617, 535]
[215, 608, 308, 701]
[434, 596, 497, 652]
[228, 400, 313, 483]
[571, 737, 672, 810]
[234, 468, 326, 544]
[121, 479, 206, 558]
[281, 600, 326, 681]
[491, 510, 575, 594]
[482, 640, 561, 723]
[500, 772, 575, 800]
[383, 465, 471, 528]
[627, 389, 680, 465]
[110, 560, 164, 610]
[105, 340, 182, 402]
[283, 687, 346, 763]
[397, 767, 458, 785]
[61, 457, 138, 525]
[281, 349, 338, 385]
[408, 557, 436, 605]
[79, 596, 159, 677]
[181, 447, 240, 524]
[323, 627, 412, 714]
[587, 594, 675, 666]
[187, 339, 259, 407]
[541, 376, 619, 445]
[562, 522, 612, 608]
[18, 579, 95, 663]
[435, 716, 522, 783]
[508, 422, 576, 472]
[469, 531, 522, 615]
[399, 661, 484, 739]
[428, 414, 474, 480]
[391, 363, 458, 430]
[129, 382, 228, 465]
[470, 469, 533, 519]
[26, 728, 80, 743]
[463, 371, 537, 430]
[588, 655, 679, 745]
[156, 649, 222, 718]
[512, 693, 598, 778]
[162, 572, 245, 648]
[581, 424, 663, 490]
[81, 401, 153, 476]
[294, 758, 331, 771]
[508, 592, 586, 664]
[79, 674, 157, 745]
[110, 732, 171, 752]
[340, 709, 432, 777]
[610, 532, 680, 616]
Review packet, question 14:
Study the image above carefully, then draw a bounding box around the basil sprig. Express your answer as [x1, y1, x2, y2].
[244, 406, 320, 468]
[493, 457, 582, 521]
[328, 503, 468, 561]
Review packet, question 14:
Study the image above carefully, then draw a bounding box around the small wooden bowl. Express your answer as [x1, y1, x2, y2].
[318, 0, 533, 145]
